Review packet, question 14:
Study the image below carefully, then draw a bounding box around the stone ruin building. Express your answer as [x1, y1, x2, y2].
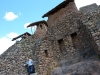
[0, 0, 100, 75]
[27, 20, 48, 39]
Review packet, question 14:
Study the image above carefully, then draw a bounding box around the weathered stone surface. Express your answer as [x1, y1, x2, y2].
[80, 3, 99, 14]
[47, 2, 79, 27]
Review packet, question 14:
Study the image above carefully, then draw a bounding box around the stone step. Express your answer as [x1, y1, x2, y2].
[30, 73, 38, 75]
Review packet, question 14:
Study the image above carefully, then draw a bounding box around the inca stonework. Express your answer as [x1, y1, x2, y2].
[0, 0, 100, 75]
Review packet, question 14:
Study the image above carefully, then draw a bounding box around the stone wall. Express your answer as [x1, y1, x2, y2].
[35, 39, 54, 75]
[34, 24, 47, 38]
[47, 2, 79, 27]
[46, 11, 97, 59]
[47, 12, 80, 40]
[80, 4, 100, 54]
[77, 20, 97, 58]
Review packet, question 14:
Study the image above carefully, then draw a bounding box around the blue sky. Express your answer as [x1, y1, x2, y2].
[0, 0, 100, 55]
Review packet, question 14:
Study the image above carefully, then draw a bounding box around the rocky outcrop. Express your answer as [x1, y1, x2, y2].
[51, 57, 100, 75]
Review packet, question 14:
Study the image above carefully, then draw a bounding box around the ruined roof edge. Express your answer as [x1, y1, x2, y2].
[12, 32, 31, 41]
[42, 0, 74, 18]
[27, 20, 48, 27]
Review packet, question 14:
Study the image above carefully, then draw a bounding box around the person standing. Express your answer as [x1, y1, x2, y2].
[24, 57, 35, 75]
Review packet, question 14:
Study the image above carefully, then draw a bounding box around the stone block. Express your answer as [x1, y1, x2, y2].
[30, 73, 38, 75]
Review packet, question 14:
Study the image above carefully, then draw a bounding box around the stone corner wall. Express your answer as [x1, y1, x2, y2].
[80, 11, 100, 54]
[34, 23, 48, 39]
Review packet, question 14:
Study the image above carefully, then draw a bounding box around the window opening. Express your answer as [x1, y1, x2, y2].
[40, 24, 43, 29]
[58, 39, 66, 54]
[44, 50, 48, 57]
[71, 32, 79, 49]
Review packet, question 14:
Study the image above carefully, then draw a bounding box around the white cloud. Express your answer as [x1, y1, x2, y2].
[0, 32, 19, 55]
[3, 12, 19, 21]
[7, 32, 19, 39]
[18, 12, 23, 16]
[75, 0, 100, 9]
[19, 13, 21, 15]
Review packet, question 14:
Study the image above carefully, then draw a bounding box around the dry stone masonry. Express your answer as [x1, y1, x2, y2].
[0, 0, 100, 75]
